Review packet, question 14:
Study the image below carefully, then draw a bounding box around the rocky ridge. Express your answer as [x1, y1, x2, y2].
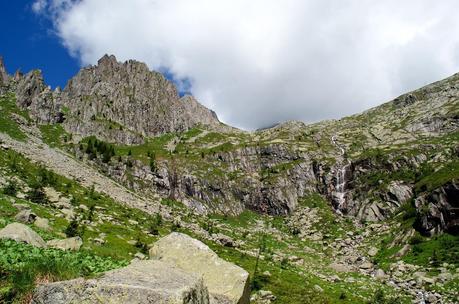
[3, 54, 458, 233]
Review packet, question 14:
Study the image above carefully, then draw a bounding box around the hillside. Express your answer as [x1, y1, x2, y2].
[0, 55, 458, 303]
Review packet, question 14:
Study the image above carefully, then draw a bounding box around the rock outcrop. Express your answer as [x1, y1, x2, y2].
[414, 182, 459, 236]
[32, 260, 209, 304]
[15, 70, 63, 123]
[0, 222, 47, 248]
[149, 232, 250, 304]
[59, 54, 223, 144]
[0, 56, 9, 86]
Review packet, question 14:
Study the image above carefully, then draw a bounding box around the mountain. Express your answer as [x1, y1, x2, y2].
[0, 55, 458, 303]
[13, 54, 228, 144]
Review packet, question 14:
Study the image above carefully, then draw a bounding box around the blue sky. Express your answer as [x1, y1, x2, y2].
[0, 1, 79, 88]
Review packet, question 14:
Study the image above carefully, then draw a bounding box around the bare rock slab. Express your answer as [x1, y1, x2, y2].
[32, 260, 209, 304]
[0, 222, 47, 248]
[149, 232, 250, 304]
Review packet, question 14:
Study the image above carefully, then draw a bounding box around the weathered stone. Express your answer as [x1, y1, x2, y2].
[359, 262, 374, 270]
[32, 260, 209, 304]
[374, 269, 386, 279]
[212, 233, 236, 247]
[34, 217, 51, 231]
[149, 232, 250, 304]
[0, 222, 47, 248]
[47, 237, 83, 251]
[368, 247, 378, 257]
[13, 203, 30, 211]
[394, 244, 411, 258]
[15, 209, 37, 224]
[329, 262, 353, 273]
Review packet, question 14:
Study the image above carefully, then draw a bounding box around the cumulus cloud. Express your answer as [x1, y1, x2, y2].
[34, 0, 459, 129]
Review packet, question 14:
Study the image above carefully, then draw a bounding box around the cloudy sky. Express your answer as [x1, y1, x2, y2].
[30, 0, 459, 129]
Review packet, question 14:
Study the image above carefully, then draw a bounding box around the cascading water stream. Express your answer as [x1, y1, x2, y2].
[331, 135, 350, 213]
[334, 162, 350, 211]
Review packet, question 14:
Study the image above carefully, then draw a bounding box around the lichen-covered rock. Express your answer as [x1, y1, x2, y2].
[0, 222, 47, 248]
[149, 232, 250, 304]
[32, 260, 209, 304]
[47, 236, 83, 251]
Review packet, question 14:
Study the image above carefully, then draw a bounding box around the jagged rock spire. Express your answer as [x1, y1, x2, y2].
[0, 56, 9, 85]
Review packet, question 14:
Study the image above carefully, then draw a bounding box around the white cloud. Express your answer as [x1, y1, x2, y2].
[31, 0, 47, 13]
[34, 0, 459, 129]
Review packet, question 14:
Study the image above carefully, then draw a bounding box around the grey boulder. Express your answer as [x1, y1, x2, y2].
[47, 237, 83, 251]
[0, 222, 47, 248]
[150, 232, 250, 304]
[32, 260, 209, 304]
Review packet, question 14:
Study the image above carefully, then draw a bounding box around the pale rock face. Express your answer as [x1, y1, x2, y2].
[32, 260, 210, 304]
[0, 222, 47, 248]
[149, 232, 250, 304]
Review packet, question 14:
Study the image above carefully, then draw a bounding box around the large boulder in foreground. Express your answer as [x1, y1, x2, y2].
[149, 232, 250, 304]
[0, 222, 47, 248]
[32, 260, 209, 304]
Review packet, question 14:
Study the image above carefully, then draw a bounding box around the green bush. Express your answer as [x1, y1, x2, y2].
[0, 239, 128, 302]
[2, 181, 18, 196]
[64, 219, 84, 238]
[27, 185, 48, 205]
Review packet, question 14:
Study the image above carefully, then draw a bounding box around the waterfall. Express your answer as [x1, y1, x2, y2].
[330, 135, 350, 213]
[334, 162, 350, 211]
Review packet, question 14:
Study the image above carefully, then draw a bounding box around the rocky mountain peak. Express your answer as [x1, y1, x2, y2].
[16, 70, 47, 108]
[97, 54, 118, 67]
[0, 56, 9, 85]
[58, 55, 225, 143]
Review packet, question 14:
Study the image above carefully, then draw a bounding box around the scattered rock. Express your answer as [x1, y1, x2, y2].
[134, 252, 146, 260]
[14, 209, 37, 224]
[330, 262, 353, 273]
[314, 285, 324, 292]
[93, 238, 106, 245]
[250, 290, 276, 304]
[0, 222, 47, 248]
[13, 203, 30, 211]
[394, 244, 411, 258]
[32, 260, 209, 304]
[60, 208, 75, 220]
[34, 217, 50, 231]
[47, 237, 82, 251]
[368, 247, 378, 257]
[212, 233, 236, 247]
[374, 269, 386, 279]
[360, 262, 374, 270]
[149, 232, 250, 304]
